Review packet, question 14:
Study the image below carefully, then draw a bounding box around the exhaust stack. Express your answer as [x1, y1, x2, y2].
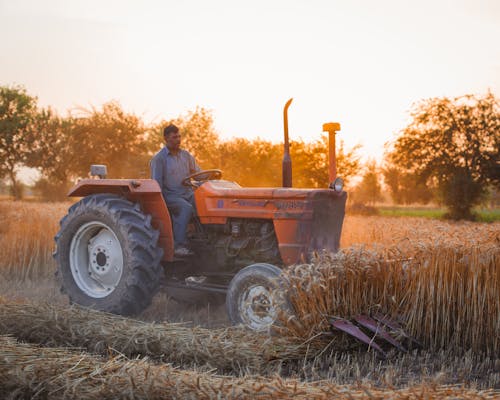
[322, 122, 341, 183]
[282, 98, 293, 188]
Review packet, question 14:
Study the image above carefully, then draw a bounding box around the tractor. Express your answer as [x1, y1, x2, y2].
[54, 99, 347, 332]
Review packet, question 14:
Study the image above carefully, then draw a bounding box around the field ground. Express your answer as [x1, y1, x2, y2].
[0, 201, 499, 398]
[377, 205, 500, 222]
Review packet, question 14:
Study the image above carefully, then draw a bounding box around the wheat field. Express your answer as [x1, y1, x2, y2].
[0, 200, 499, 398]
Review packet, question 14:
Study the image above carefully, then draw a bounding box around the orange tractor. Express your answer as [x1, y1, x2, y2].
[54, 99, 347, 332]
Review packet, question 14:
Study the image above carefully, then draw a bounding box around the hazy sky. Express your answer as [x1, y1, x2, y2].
[1, 0, 499, 163]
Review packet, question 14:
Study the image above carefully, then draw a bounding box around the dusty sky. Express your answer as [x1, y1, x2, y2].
[1, 0, 499, 166]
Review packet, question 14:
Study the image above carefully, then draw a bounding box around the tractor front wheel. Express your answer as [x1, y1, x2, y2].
[226, 263, 285, 332]
[54, 194, 163, 316]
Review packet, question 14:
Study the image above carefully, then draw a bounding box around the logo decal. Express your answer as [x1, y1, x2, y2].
[236, 200, 267, 207]
[275, 200, 305, 210]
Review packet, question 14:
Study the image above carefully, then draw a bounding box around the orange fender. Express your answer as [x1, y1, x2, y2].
[68, 179, 174, 261]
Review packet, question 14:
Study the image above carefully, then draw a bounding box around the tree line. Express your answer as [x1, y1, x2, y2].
[1, 85, 498, 219]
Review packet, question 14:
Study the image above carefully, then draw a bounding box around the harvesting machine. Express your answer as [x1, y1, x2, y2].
[54, 99, 413, 355]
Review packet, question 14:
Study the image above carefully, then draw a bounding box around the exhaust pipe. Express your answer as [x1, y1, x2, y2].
[322, 122, 341, 183]
[282, 98, 293, 188]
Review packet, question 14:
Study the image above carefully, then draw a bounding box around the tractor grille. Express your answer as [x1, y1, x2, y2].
[309, 191, 347, 254]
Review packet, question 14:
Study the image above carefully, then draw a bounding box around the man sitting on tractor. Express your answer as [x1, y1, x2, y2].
[150, 124, 200, 257]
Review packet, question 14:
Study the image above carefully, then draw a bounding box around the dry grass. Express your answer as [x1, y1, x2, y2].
[341, 215, 500, 248]
[284, 348, 500, 389]
[2, 335, 497, 399]
[1, 299, 498, 390]
[0, 201, 69, 280]
[0, 301, 304, 374]
[1, 201, 498, 278]
[1, 201, 499, 393]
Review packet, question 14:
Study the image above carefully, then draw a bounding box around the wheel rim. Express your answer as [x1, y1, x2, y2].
[69, 221, 124, 299]
[239, 284, 278, 331]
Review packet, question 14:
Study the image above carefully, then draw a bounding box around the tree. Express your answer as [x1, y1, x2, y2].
[352, 160, 383, 205]
[152, 107, 221, 169]
[71, 101, 150, 179]
[27, 101, 152, 200]
[387, 93, 500, 219]
[214, 136, 362, 188]
[382, 164, 433, 204]
[216, 138, 281, 186]
[291, 137, 361, 188]
[26, 109, 78, 200]
[0, 85, 38, 199]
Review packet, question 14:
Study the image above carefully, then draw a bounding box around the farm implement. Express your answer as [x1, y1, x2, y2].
[331, 313, 421, 358]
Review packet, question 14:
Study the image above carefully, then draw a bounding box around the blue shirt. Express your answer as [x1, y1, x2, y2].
[150, 146, 200, 198]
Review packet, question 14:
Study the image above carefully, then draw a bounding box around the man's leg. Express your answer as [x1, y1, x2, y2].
[165, 195, 194, 247]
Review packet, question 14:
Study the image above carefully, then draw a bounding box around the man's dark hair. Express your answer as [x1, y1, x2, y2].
[163, 124, 179, 137]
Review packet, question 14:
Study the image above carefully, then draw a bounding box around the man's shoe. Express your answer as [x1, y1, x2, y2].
[174, 246, 194, 257]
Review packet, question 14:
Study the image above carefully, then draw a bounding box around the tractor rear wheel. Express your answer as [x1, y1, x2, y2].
[226, 263, 285, 332]
[54, 194, 163, 316]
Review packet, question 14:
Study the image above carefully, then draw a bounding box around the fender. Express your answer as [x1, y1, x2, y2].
[68, 179, 174, 261]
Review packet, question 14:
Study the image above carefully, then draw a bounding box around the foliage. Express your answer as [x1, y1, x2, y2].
[154, 107, 221, 169]
[212, 136, 361, 188]
[387, 93, 500, 219]
[26, 102, 151, 199]
[0, 85, 38, 199]
[70, 101, 150, 179]
[351, 160, 382, 205]
[291, 137, 361, 188]
[0, 86, 362, 198]
[26, 109, 76, 200]
[216, 138, 281, 186]
[382, 165, 433, 204]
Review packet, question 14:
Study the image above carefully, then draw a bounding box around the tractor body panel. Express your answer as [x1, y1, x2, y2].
[194, 180, 347, 265]
[68, 179, 175, 261]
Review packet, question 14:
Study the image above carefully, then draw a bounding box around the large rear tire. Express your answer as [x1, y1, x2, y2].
[54, 194, 163, 316]
[226, 263, 285, 332]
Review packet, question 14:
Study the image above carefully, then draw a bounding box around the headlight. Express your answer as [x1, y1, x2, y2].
[90, 164, 107, 179]
[329, 177, 344, 192]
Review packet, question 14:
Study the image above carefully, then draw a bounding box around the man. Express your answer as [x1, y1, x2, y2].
[150, 124, 201, 256]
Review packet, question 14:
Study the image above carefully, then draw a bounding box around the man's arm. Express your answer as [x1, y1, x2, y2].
[150, 153, 163, 187]
[188, 153, 201, 174]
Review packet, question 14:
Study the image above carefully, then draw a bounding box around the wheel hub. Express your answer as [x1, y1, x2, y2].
[240, 284, 277, 331]
[95, 251, 107, 267]
[88, 236, 115, 276]
[70, 222, 124, 298]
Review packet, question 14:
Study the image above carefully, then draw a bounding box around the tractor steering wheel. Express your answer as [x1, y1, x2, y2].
[182, 169, 222, 188]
